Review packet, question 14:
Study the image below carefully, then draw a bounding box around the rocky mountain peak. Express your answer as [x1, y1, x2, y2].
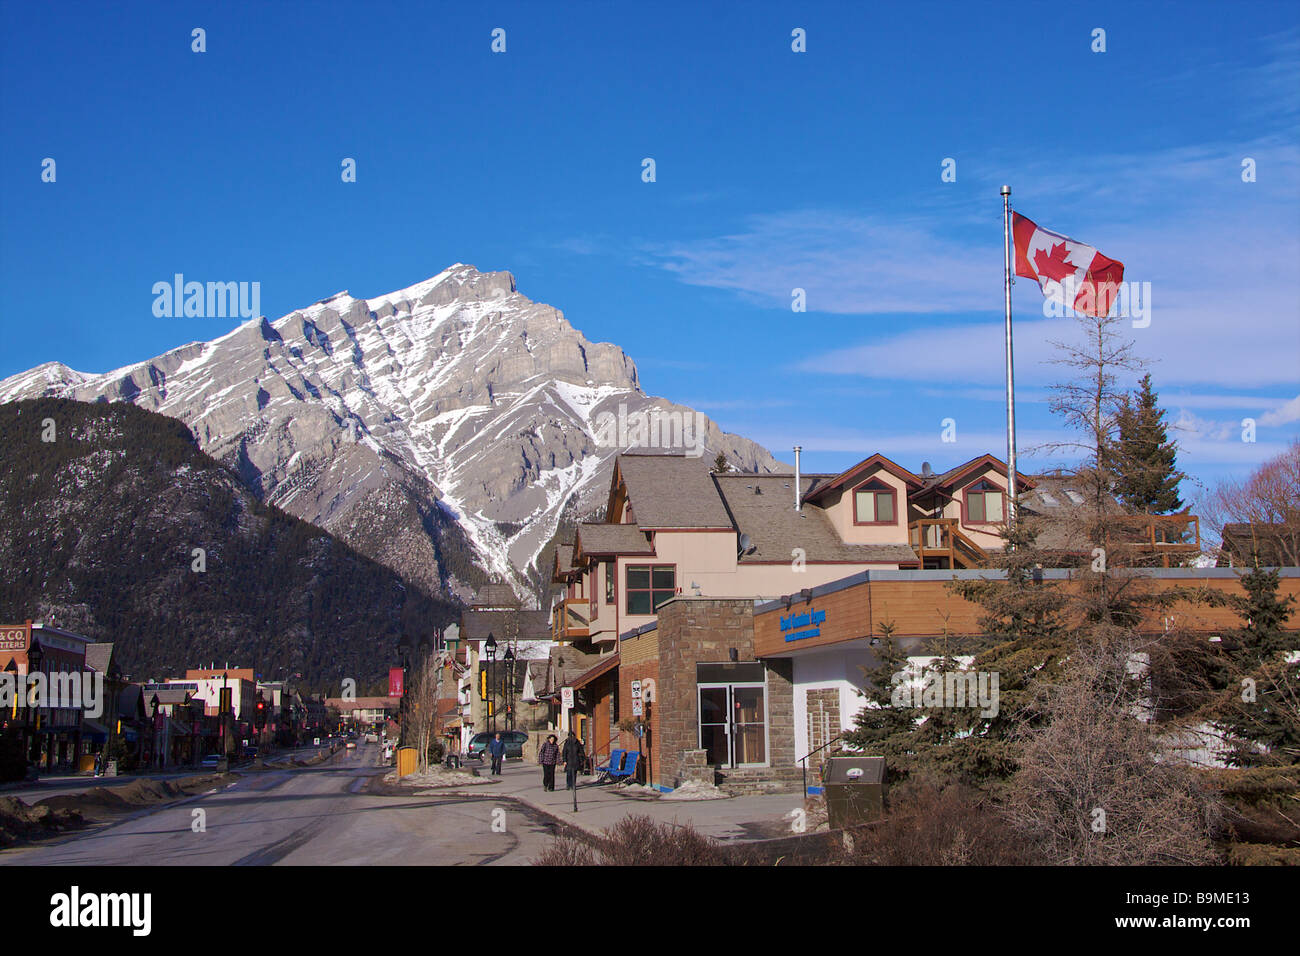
[0, 267, 775, 603]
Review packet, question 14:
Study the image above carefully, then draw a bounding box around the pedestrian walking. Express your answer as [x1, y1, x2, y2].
[538, 734, 560, 791]
[487, 732, 506, 775]
[561, 729, 585, 791]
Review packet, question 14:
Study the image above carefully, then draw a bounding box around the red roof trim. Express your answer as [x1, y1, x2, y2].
[803, 453, 923, 502]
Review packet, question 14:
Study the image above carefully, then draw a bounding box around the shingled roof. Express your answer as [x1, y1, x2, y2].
[471, 583, 521, 609]
[614, 454, 733, 529]
[715, 474, 919, 565]
[85, 643, 115, 675]
[574, 522, 655, 559]
[460, 608, 552, 642]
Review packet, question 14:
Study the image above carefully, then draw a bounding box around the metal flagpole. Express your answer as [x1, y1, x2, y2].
[1001, 185, 1018, 526]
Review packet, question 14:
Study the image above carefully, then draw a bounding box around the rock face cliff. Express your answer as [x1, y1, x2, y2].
[0, 398, 457, 684]
[1, 265, 780, 603]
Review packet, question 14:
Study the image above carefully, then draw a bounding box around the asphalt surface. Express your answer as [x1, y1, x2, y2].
[0, 743, 561, 866]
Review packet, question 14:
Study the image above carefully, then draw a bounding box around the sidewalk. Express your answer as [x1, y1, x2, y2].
[422, 759, 805, 843]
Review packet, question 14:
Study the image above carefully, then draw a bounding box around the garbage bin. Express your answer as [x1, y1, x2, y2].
[821, 756, 886, 828]
[396, 746, 418, 778]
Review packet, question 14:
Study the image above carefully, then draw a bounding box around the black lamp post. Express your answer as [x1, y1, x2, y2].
[4, 658, 21, 757]
[150, 694, 160, 770]
[27, 639, 44, 766]
[484, 634, 497, 734]
[503, 646, 515, 731]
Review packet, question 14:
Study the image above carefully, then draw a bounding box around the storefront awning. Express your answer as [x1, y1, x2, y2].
[570, 653, 619, 690]
[82, 719, 110, 742]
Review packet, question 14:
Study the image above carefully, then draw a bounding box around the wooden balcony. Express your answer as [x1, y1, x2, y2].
[908, 518, 987, 569]
[551, 598, 590, 641]
[1116, 514, 1201, 566]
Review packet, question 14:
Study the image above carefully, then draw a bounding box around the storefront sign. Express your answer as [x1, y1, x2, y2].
[780, 606, 827, 643]
[0, 624, 29, 652]
[389, 667, 404, 698]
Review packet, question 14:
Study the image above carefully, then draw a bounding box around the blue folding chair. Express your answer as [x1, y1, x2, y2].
[609, 751, 640, 782]
[596, 749, 626, 778]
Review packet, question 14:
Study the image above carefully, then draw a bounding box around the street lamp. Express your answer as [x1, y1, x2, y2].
[150, 694, 161, 770]
[27, 640, 43, 768]
[503, 646, 515, 731]
[4, 658, 21, 761]
[484, 634, 497, 734]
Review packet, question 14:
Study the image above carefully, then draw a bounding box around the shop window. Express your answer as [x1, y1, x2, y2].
[853, 479, 896, 525]
[626, 565, 676, 615]
[966, 480, 1005, 523]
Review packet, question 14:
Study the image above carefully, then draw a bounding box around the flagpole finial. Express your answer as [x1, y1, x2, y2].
[1000, 185, 1010, 196]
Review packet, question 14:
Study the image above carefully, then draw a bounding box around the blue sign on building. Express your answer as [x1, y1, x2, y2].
[779, 607, 827, 643]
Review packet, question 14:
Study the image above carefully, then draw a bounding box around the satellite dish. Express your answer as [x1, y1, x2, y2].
[921, 461, 934, 478]
[738, 532, 754, 556]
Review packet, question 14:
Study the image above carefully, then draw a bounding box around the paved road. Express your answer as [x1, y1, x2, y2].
[0, 744, 331, 803]
[1, 744, 559, 866]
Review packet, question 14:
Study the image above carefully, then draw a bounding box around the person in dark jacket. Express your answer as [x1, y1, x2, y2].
[487, 732, 506, 775]
[560, 730, 585, 791]
[538, 734, 560, 791]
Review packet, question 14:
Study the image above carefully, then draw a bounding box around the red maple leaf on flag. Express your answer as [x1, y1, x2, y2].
[1033, 241, 1078, 282]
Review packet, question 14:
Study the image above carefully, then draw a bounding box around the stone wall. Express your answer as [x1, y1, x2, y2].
[652, 597, 796, 790]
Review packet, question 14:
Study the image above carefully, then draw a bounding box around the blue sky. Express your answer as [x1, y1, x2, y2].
[2, 0, 1297, 507]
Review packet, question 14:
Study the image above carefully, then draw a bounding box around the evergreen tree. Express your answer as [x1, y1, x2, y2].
[1198, 568, 1299, 767]
[712, 452, 730, 474]
[1114, 373, 1183, 514]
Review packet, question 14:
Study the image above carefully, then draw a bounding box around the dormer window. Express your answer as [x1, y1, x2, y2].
[852, 479, 897, 525]
[966, 480, 1004, 523]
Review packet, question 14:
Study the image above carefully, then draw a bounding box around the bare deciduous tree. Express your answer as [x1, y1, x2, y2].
[1005, 635, 1221, 865]
[1201, 440, 1300, 567]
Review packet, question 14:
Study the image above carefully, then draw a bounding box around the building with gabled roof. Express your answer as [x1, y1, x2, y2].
[545, 449, 1205, 790]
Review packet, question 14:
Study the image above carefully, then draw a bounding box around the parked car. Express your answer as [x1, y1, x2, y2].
[201, 754, 222, 769]
[467, 730, 528, 759]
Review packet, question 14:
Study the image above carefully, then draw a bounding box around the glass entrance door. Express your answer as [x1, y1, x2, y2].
[698, 682, 768, 768]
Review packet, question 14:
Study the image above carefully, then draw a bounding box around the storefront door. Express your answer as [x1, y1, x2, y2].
[697, 663, 768, 768]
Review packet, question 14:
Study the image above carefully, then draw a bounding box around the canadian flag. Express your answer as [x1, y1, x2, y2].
[1012, 212, 1125, 317]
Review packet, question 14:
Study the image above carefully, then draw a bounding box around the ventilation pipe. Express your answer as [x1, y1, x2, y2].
[793, 445, 802, 512]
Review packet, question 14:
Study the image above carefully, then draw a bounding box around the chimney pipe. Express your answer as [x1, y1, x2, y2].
[793, 445, 802, 512]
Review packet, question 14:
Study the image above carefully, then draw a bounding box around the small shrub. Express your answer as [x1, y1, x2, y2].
[532, 814, 749, 866]
[845, 777, 1041, 866]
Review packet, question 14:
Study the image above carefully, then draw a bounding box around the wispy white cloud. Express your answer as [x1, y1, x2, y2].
[1258, 394, 1300, 426]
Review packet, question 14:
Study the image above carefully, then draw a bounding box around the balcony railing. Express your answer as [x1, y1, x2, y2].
[1112, 515, 1201, 563]
[908, 518, 987, 569]
[551, 598, 590, 640]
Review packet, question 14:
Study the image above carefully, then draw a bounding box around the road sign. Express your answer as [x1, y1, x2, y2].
[631, 699, 643, 717]
[561, 686, 574, 708]
[630, 680, 641, 699]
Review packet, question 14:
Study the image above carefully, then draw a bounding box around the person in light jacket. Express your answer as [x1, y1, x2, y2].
[487, 732, 507, 775]
[538, 734, 560, 791]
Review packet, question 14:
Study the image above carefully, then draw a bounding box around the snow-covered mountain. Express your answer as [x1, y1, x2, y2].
[0, 265, 780, 603]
